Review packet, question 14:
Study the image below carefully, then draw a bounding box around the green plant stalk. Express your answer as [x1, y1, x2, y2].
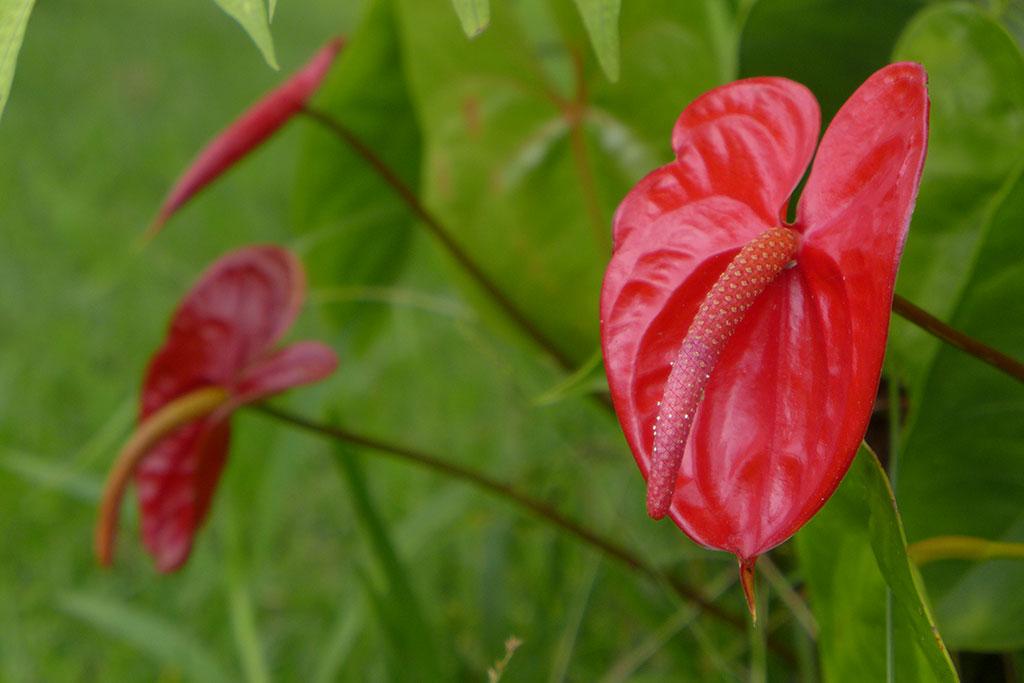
[332, 444, 446, 680]
[907, 536, 1024, 566]
[885, 376, 902, 683]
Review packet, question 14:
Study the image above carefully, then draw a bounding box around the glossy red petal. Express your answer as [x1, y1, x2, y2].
[601, 196, 767, 481]
[231, 341, 339, 405]
[791, 62, 929, 523]
[149, 38, 343, 234]
[612, 78, 820, 250]
[670, 246, 856, 559]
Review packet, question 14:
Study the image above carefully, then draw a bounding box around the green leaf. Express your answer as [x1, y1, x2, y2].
[212, 0, 278, 69]
[796, 446, 958, 682]
[0, 0, 35, 123]
[896, 166, 1024, 650]
[393, 0, 727, 363]
[886, 5, 1024, 650]
[890, 3, 1024, 386]
[58, 593, 235, 683]
[739, 0, 923, 122]
[573, 0, 621, 81]
[293, 0, 419, 349]
[450, 0, 490, 38]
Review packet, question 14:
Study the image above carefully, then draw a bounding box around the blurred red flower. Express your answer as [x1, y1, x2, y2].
[97, 245, 338, 571]
[600, 63, 929, 611]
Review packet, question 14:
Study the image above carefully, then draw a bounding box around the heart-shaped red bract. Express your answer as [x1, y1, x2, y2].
[132, 245, 337, 571]
[600, 64, 928, 566]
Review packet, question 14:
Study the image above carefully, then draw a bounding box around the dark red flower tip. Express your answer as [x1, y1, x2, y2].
[96, 245, 338, 572]
[148, 37, 344, 237]
[600, 64, 928, 596]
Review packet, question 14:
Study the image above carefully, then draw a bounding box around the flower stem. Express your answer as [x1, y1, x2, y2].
[892, 294, 1024, 384]
[250, 403, 795, 662]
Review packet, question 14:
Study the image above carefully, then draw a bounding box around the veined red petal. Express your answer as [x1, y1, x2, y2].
[672, 246, 854, 559]
[231, 341, 339, 406]
[149, 38, 343, 235]
[792, 62, 929, 527]
[646, 228, 799, 520]
[148, 245, 305, 397]
[612, 78, 820, 250]
[136, 416, 231, 572]
[602, 196, 766, 484]
[133, 245, 312, 571]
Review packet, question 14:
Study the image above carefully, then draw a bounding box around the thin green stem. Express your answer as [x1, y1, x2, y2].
[250, 403, 795, 663]
[885, 377, 902, 683]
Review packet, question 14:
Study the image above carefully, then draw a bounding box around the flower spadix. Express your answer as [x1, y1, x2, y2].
[96, 245, 338, 572]
[600, 64, 928, 613]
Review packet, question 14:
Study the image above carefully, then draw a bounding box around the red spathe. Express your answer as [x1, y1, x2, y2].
[600, 63, 929, 561]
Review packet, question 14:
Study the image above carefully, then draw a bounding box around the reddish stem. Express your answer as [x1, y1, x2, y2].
[252, 403, 796, 661]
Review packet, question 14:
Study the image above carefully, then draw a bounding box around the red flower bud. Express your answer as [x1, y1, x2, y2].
[148, 38, 344, 236]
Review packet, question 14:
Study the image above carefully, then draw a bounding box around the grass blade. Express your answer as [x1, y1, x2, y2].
[58, 592, 234, 683]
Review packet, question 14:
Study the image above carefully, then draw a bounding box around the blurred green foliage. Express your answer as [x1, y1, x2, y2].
[3, 0, 1024, 680]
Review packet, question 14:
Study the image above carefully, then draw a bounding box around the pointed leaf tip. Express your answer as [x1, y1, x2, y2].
[450, 0, 490, 38]
[573, 0, 621, 81]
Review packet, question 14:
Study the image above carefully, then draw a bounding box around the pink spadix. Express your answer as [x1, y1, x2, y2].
[647, 227, 800, 519]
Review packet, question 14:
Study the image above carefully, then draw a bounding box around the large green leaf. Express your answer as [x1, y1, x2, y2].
[293, 0, 420, 348]
[896, 166, 1024, 650]
[0, 0, 34, 123]
[889, 3, 1024, 386]
[212, 0, 278, 69]
[796, 446, 958, 682]
[392, 0, 727, 364]
[887, 5, 1024, 650]
[739, 0, 924, 122]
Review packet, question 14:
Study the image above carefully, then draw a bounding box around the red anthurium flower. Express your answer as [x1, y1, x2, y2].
[600, 63, 928, 613]
[96, 245, 338, 572]
[148, 37, 344, 236]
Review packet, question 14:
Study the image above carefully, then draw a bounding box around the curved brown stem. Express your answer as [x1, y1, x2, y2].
[300, 106, 576, 373]
[892, 294, 1024, 384]
[250, 403, 795, 662]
